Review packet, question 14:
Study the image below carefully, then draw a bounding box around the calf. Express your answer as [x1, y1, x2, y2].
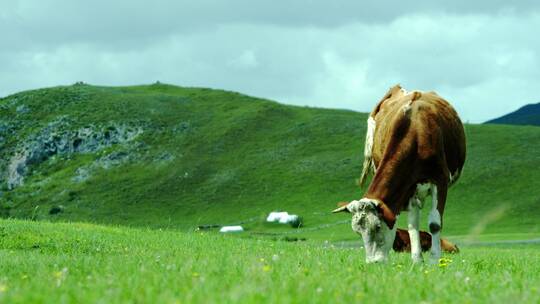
[393, 228, 459, 253]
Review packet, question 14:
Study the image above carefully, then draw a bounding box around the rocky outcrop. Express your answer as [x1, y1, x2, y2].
[6, 117, 142, 189]
[72, 150, 137, 183]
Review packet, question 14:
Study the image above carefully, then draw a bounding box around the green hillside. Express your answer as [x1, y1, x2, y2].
[1, 83, 539, 240]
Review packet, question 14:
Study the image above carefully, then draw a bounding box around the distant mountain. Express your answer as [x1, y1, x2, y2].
[485, 103, 540, 126]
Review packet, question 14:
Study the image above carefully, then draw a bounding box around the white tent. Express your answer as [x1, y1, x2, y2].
[219, 226, 244, 233]
[266, 212, 299, 224]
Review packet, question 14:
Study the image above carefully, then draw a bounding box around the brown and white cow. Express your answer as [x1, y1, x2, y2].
[333, 85, 466, 263]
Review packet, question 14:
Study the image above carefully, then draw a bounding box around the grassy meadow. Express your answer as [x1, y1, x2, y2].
[1, 219, 539, 303]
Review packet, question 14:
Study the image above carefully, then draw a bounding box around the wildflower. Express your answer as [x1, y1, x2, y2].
[439, 257, 453, 268]
[272, 254, 279, 262]
[439, 257, 452, 264]
[263, 265, 271, 272]
[192, 272, 199, 278]
[464, 276, 471, 283]
[0, 284, 7, 293]
[53, 267, 69, 287]
[259, 258, 265, 263]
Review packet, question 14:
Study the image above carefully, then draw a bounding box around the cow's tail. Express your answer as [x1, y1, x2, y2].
[359, 116, 376, 187]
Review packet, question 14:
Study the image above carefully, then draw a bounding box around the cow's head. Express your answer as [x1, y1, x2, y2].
[333, 198, 397, 263]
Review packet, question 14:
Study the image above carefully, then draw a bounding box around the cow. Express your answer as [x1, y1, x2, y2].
[333, 85, 466, 263]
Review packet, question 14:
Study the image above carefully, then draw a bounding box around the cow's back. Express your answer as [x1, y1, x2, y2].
[411, 93, 466, 184]
[371, 90, 466, 185]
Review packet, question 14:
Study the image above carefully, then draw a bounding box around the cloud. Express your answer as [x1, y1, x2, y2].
[1, 1, 539, 122]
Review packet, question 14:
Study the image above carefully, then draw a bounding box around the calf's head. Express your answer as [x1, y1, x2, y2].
[333, 199, 397, 263]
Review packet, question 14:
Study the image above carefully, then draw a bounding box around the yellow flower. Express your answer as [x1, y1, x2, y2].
[262, 265, 271, 272]
[438, 257, 453, 268]
[439, 257, 452, 264]
[0, 284, 7, 293]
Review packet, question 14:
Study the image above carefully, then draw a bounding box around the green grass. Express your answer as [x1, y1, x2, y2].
[0, 219, 539, 303]
[1, 83, 540, 242]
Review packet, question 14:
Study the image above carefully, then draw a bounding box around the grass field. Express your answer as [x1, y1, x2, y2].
[0, 219, 539, 303]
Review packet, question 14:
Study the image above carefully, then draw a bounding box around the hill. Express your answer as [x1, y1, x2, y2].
[1, 84, 539, 240]
[485, 102, 540, 126]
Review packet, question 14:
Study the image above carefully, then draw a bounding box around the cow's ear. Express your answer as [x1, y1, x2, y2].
[376, 202, 396, 229]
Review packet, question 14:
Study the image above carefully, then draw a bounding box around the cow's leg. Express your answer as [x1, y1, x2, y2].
[428, 184, 447, 264]
[407, 197, 422, 263]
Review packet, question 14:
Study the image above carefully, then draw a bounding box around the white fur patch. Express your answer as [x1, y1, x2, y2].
[407, 198, 422, 263]
[364, 116, 376, 158]
[402, 103, 412, 114]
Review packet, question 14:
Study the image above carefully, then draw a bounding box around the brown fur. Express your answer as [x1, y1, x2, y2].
[393, 228, 459, 253]
[362, 84, 466, 228]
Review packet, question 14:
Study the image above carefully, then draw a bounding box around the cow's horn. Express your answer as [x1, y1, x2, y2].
[332, 205, 350, 213]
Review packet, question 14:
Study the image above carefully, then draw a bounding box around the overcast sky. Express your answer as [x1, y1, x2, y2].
[1, 1, 539, 122]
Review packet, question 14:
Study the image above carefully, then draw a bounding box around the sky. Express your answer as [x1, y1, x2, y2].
[1, 1, 539, 123]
